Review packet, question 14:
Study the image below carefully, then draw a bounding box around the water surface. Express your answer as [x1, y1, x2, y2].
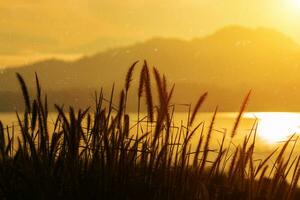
[1, 112, 300, 144]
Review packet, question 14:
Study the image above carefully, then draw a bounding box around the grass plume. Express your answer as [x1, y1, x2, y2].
[0, 62, 298, 200]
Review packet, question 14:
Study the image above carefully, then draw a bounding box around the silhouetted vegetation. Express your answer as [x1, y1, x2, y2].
[0, 61, 299, 199]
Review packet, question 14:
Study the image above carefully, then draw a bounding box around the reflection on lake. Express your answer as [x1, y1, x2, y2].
[245, 112, 300, 143]
[170, 112, 300, 144]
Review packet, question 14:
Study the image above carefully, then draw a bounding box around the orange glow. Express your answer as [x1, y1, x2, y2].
[1, 1, 300, 67]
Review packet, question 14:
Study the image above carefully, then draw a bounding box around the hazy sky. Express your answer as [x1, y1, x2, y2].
[1, 0, 300, 67]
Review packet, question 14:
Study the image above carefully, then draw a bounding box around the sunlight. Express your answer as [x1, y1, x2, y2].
[245, 113, 300, 143]
[287, 0, 300, 11]
[292, 0, 300, 7]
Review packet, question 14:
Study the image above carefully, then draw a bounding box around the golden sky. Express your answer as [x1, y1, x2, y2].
[1, 0, 300, 67]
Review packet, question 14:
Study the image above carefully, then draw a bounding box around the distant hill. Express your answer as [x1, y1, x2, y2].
[1, 26, 300, 112]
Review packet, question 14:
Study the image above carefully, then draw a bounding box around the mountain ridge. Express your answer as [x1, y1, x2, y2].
[1, 25, 300, 111]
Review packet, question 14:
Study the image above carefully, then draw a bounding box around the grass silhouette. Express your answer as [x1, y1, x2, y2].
[0, 61, 299, 199]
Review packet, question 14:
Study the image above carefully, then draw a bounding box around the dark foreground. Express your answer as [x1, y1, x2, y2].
[0, 61, 299, 200]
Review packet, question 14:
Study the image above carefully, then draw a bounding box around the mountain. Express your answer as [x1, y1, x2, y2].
[1, 26, 300, 111]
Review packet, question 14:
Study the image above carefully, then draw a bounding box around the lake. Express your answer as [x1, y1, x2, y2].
[1, 111, 299, 145]
[1, 111, 299, 182]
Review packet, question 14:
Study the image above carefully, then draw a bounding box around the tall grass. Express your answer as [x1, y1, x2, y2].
[0, 61, 299, 199]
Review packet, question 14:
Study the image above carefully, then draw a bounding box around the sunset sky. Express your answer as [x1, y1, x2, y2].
[1, 0, 300, 67]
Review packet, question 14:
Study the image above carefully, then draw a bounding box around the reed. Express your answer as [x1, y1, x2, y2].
[0, 61, 298, 199]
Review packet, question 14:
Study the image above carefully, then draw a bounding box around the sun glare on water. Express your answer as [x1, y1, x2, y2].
[245, 113, 300, 143]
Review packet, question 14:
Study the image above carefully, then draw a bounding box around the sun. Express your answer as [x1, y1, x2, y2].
[290, 0, 300, 9]
[284, 0, 300, 13]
